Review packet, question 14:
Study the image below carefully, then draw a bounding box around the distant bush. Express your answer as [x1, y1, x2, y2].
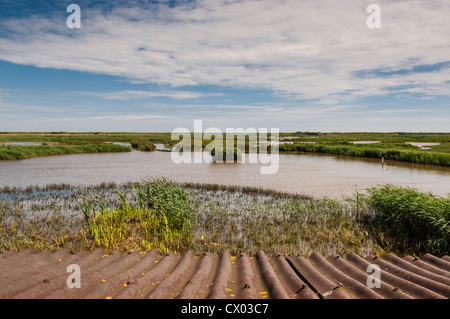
[210, 145, 242, 161]
[130, 138, 156, 152]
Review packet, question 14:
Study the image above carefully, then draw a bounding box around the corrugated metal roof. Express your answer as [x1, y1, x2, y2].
[1, 249, 449, 299]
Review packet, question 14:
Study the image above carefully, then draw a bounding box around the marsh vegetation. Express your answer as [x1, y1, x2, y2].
[1, 179, 447, 257]
[1, 132, 449, 166]
[278, 142, 450, 166]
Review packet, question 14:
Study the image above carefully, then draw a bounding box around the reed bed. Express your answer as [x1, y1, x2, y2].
[0, 143, 131, 160]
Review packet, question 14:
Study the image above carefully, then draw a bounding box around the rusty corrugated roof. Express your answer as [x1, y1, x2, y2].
[1, 249, 449, 299]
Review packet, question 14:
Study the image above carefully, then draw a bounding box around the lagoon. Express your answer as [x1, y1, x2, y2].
[0, 148, 449, 199]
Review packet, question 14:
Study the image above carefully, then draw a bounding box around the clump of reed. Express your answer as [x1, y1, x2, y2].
[81, 178, 193, 253]
[362, 185, 449, 256]
[89, 206, 191, 254]
[209, 145, 242, 162]
[130, 138, 156, 152]
[178, 182, 312, 201]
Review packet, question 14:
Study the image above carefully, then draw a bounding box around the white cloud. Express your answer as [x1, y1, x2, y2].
[73, 90, 223, 100]
[0, 0, 448, 104]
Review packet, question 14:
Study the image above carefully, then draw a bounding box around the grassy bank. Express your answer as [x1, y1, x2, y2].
[279, 143, 450, 166]
[0, 132, 172, 144]
[0, 143, 131, 160]
[1, 180, 447, 257]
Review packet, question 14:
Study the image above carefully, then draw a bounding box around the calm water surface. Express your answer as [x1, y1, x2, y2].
[0, 149, 449, 199]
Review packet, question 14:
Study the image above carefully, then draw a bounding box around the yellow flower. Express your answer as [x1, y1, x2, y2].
[106, 296, 112, 299]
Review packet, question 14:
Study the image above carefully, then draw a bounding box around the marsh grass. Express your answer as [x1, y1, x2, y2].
[0, 199, 89, 252]
[209, 145, 242, 161]
[189, 189, 384, 256]
[0, 180, 447, 257]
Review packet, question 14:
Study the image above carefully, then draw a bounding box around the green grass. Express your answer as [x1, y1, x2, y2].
[81, 179, 193, 254]
[0, 143, 131, 160]
[427, 141, 450, 153]
[0, 132, 173, 144]
[89, 206, 191, 254]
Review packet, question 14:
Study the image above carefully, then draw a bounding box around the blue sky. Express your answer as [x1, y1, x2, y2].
[0, 0, 449, 132]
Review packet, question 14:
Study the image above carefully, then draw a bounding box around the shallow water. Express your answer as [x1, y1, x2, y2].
[0, 150, 449, 199]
